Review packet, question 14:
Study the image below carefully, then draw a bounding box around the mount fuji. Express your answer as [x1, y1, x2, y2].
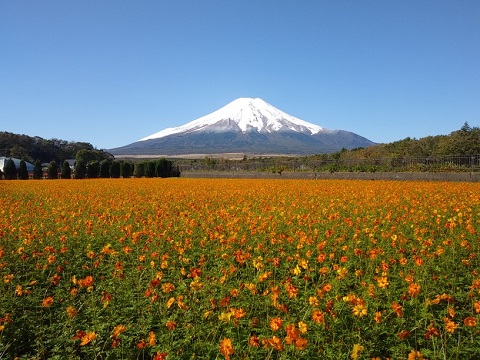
[109, 98, 375, 156]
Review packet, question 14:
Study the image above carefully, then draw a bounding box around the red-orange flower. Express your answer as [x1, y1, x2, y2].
[312, 310, 325, 324]
[166, 320, 177, 330]
[464, 316, 477, 327]
[78, 275, 94, 288]
[42, 296, 54, 308]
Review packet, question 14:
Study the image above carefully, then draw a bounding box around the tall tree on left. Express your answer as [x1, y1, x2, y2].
[3, 159, 17, 180]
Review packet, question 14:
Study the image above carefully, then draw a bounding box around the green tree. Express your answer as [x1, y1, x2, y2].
[110, 161, 121, 178]
[144, 161, 156, 177]
[99, 160, 111, 178]
[75, 159, 87, 179]
[61, 160, 72, 179]
[76, 149, 113, 164]
[18, 160, 29, 180]
[33, 160, 43, 179]
[133, 162, 144, 178]
[4, 158, 17, 180]
[47, 161, 58, 179]
[120, 161, 133, 178]
[155, 158, 169, 178]
[87, 161, 100, 178]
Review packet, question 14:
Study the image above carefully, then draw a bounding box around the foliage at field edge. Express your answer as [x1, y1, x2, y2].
[1, 178, 479, 359]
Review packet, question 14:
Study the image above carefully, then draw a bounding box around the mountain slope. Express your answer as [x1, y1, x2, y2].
[110, 98, 375, 155]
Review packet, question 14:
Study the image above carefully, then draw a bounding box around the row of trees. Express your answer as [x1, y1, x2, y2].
[1, 158, 180, 180]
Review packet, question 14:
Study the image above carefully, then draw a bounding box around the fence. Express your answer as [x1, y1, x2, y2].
[177, 154, 480, 173]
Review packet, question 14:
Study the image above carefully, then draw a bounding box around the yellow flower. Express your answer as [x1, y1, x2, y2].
[377, 276, 389, 289]
[166, 297, 175, 309]
[352, 304, 367, 317]
[298, 321, 308, 334]
[351, 343, 364, 359]
[66, 306, 78, 319]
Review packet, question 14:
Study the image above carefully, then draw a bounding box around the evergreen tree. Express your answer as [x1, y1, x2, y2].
[75, 159, 87, 179]
[99, 159, 111, 178]
[61, 160, 72, 179]
[110, 161, 121, 178]
[33, 160, 43, 179]
[120, 161, 133, 178]
[133, 162, 144, 178]
[18, 160, 29, 180]
[47, 161, 58, 179]
[144, 161, 156, 177]
[87, 161, 100, 178]
[4, 158, 17, 180]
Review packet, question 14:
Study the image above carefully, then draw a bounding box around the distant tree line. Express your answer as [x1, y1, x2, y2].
[175, 123, 480, 174]
[0, 131, 112, 164]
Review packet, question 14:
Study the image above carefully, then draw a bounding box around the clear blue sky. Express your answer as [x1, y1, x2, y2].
[1, 1, 479, 150]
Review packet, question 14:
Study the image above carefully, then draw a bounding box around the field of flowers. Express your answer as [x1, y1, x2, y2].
[1, 178, 479, 359]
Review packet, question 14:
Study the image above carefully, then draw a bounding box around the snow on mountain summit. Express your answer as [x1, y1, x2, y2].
[139, 98, 326, 141]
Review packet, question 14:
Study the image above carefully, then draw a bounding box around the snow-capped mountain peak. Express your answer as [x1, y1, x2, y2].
[139, 98, 326, 141]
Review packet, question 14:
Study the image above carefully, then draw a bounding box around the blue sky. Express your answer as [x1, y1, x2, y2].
[1, 1, 479, 150]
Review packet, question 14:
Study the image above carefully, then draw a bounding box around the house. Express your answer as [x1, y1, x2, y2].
[0, 157, 35, 172]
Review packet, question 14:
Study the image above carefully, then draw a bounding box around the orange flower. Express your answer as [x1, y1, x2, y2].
[80, 331, 97, 346]
[148, 331, 156, 346]
[111, 324, 126, 338]
[312, 310, 325, 324]
[392, 302, 403, 317]
[234, 308, 247, 319]
[408, 283, 421, 298]
[136, 339, 147, 349]
[153, 352, 168, 360]
[397, 330, 411, 340]
[249, 334, 260, 347]
[322, 283, 332, 292]
[219, 338, 234, 360]
[374, 311, 382, 324]
[264, 336, 284, 351]
[464, 316, 477, 327]
[294, 336, 308, 350]
[166, 320, 177, 330]
[407, 350, 424, 359]
[78, 275, 94, 288]
[448, 307, 455, 318]
[42, 296, 54, 308]
[475, 301, 480, 313]
[444, 317, 458, 333]
[162, 282, 175, 293]
[425, 324, 440, 339]
[270, 317, 283, 331]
